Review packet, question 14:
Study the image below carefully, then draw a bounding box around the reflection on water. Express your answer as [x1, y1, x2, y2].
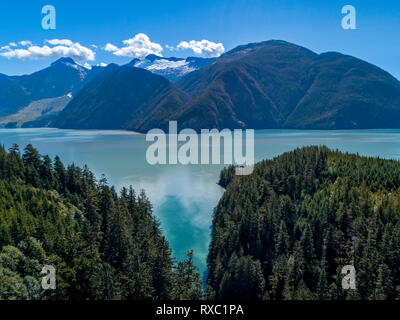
[1, 128, 400, 277]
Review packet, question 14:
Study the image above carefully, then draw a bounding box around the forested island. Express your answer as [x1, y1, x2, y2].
[0, 144, 202, 300]
[209, 146, 400, 300]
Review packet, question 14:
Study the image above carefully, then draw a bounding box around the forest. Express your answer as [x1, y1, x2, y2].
[0, 144, 202, 300]
[1, 144, 399, 300]
[210, 146, 400, 300]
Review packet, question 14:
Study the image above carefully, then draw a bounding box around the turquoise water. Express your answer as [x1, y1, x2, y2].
[1, 128, 400, 277]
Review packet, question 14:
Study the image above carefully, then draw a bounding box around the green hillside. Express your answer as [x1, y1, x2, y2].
[0, 144, 202, 300]
[208, 146, 400, 300]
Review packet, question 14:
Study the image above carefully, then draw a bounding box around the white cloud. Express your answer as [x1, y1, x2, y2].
[9, 42, 17, 47]
[45, 39, 74, 46]
[176, 40, 225, 57]
[19, 40, 32, 46]
[0, 39, 95, 62]
[97, 62, 108, 67]
[165, 44, 176, 51]
[104, 43, 119, 52]
[0, 45, 10, 51]
[104, 33, 163, 59]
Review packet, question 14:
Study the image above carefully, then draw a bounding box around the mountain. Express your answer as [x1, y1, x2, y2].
[174, 40, 400, 130]
[129, 54, 215, 82]
[0, 58, 104, 117]
[52, 64, 189, 130]
[0, 94, 72, 128]
[284, 52, 400, 129]
[0, 73, 31, 117]
[14, 57, 88, 100]
[24, 40, 400, 132]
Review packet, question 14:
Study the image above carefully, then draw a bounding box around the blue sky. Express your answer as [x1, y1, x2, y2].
[0, 0, 399, 78]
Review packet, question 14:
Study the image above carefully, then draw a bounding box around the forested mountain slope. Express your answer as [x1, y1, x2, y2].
[209, 146, 400, 300]
[53, 41, 400, 132]
[175, 41, 400, 131]
[0, 145, 202, 300]
[52, 65, 189, 131]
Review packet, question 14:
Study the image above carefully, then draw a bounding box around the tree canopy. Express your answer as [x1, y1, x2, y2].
[208, 146, 400, 300]
[0, 144, 202, 300]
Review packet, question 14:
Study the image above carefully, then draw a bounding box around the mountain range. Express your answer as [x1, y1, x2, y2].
[173, 40, 400, 130]
[1, 40, 400, 131]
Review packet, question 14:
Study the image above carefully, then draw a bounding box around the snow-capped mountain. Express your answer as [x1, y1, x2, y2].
[127, 54, 215, 81]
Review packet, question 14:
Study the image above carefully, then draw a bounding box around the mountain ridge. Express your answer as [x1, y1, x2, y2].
[2, 40, 400, 132]
[52, 65, 189, 130]
[172, 40, 400, 131]
[0, 58, 103, 117]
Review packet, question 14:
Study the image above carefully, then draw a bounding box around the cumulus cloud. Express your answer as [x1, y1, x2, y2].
[104, 33, 163, 59]
[45, 39, 74, 46]
[19, 40, 32, 46]
[9, 42, 17, 47]
[176, 40, 225, 57]
[0, 39, 95, 62]
[104, 43, 119, 52]
[165, 44, 175, 51]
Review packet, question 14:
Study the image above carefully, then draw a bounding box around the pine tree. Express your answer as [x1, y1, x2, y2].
[172, 251, 203, 300]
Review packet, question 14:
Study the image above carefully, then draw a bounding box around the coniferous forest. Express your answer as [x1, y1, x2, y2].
[1, 144, 399, 300]
[0, 144, 202, 300]
[209, 146, 400, 300]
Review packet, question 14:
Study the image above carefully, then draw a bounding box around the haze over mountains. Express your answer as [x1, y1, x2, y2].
[1, 40, 400, 131]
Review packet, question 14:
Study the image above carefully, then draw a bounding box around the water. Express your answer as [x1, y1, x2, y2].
[1, 128, 400, 278]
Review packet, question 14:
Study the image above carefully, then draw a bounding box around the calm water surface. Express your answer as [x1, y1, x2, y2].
[1, 128, 400, 277]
